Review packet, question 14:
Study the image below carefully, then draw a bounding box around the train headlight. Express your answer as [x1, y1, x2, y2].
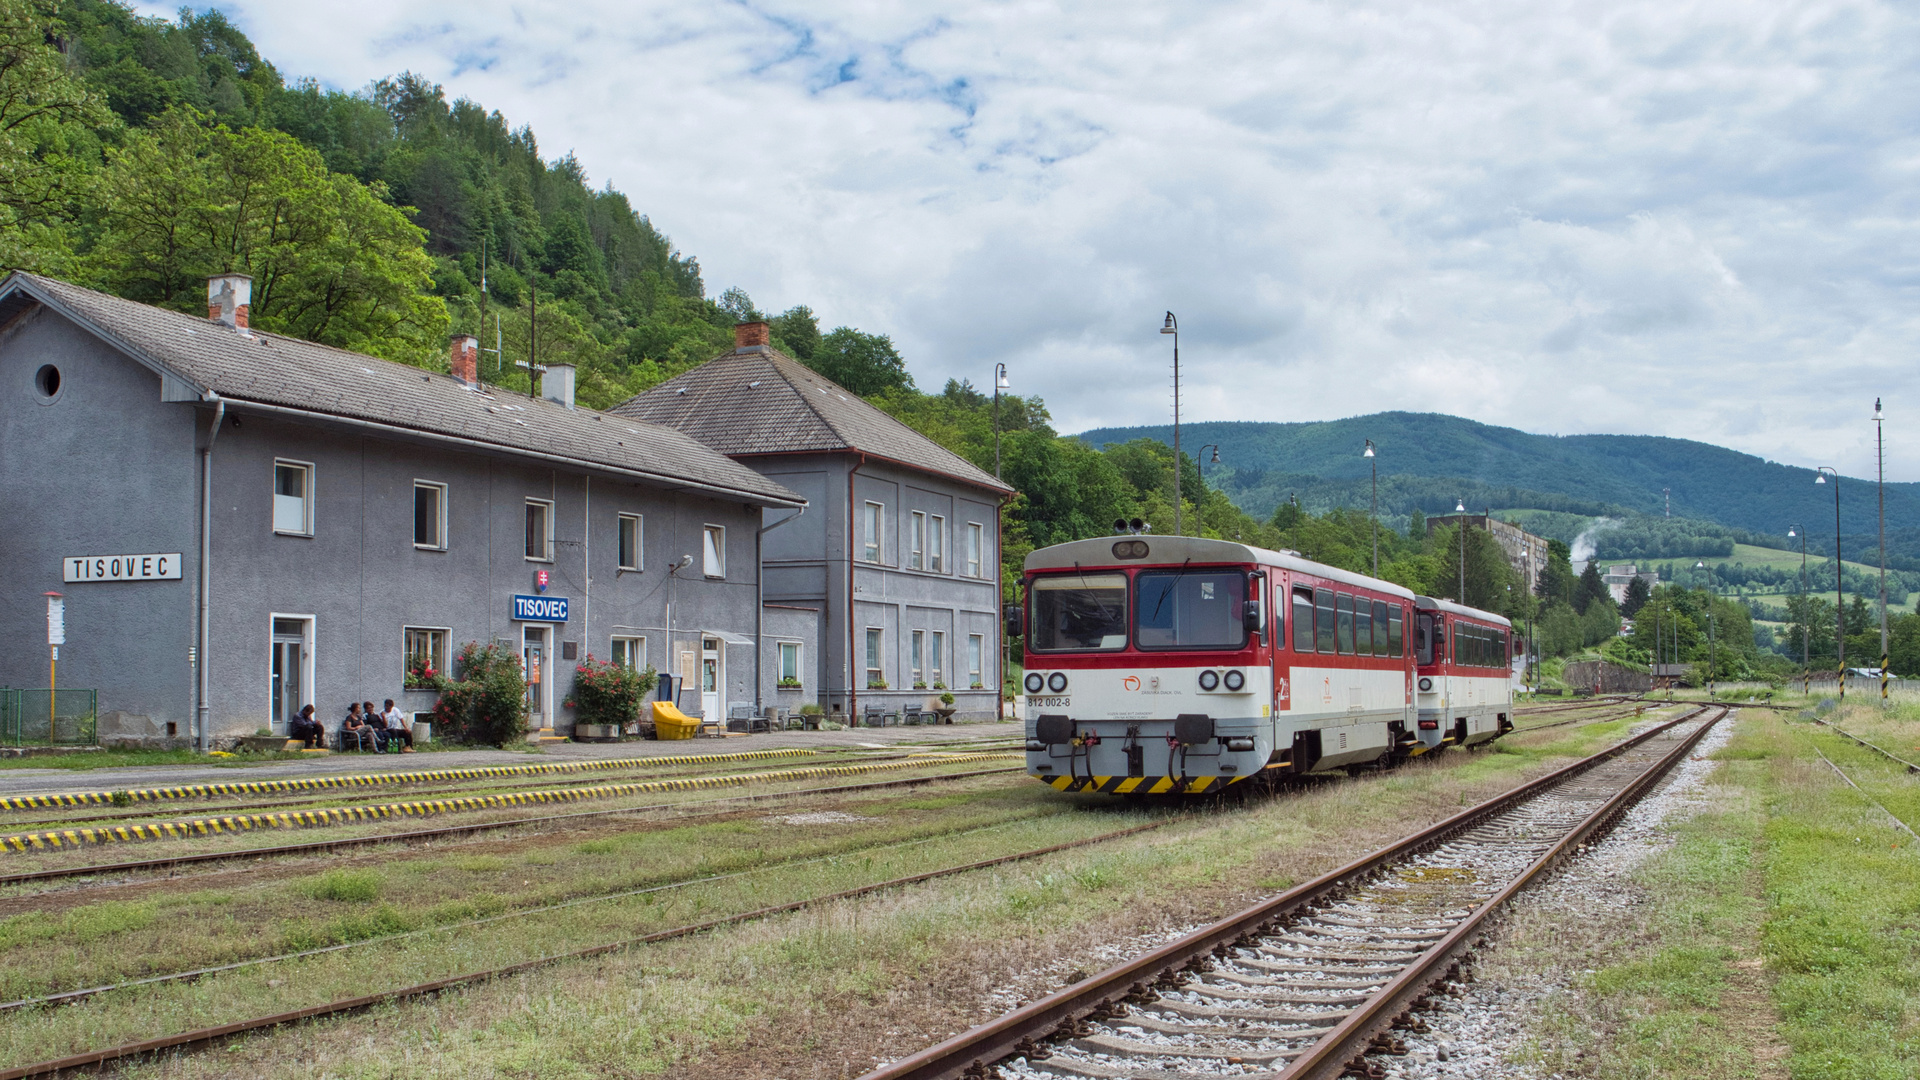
[1025, 671, 1046, 694]
[1048, 672, 1069, 693]
[1223, 669, 1245, 692]
[1224, 736, 1256, 752]
[1418, 677, 1433, 692]
[1197, 670, 1220, 692]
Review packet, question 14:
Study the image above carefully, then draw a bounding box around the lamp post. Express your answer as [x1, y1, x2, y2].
[1195, 444, 1219, 538]
[1455, 499, 1467, 604]
[1817, 467, 1843, 697]
[1695, 561, 1717, 699]
[1160, 312, 1181, 535]
[1876, 398, 1888, 697]
[1364, 440, 1378, 576]
[992, 363, 1009, 480]
[1788, 524, 1809, 694]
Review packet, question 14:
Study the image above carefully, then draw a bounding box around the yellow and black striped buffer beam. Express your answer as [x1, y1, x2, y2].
[1034, 773, 1247, 794]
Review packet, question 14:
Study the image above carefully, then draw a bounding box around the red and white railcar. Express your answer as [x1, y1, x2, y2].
[1412, 596, 1516, 749]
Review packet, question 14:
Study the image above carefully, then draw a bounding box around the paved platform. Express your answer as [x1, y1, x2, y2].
[0, 722, 1019, 798]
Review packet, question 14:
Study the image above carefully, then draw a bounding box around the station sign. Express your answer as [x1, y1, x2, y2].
[64, 553, 183, 583]
[512, 594, 569, 622]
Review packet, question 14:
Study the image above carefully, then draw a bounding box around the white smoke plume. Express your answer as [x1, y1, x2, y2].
[1570, 517, 1621, 564]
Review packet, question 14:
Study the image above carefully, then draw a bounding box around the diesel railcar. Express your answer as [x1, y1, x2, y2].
[1414, 596, 1517, 748]
[1013, 535, 1514, 794]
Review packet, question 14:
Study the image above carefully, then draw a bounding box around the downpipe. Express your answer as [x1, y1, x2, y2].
[196, 395, 225, 754]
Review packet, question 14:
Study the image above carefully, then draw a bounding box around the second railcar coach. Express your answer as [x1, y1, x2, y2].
[1413, 596, 1516, 750]
[1014, 535, 1425, 794]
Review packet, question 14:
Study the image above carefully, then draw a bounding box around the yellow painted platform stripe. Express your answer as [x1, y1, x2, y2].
[0, 753, 1018, 854]
[0, 748, 823, 812]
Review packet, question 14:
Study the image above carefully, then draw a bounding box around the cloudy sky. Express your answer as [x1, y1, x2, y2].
[141, 1, 1920, 479]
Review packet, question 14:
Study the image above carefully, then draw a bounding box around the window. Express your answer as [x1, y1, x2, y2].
[911, 630, 926, 685]
[1292, 588, 1315, 653]
[1136, 571, 1249, 651]
[863, 502, 883, 563]
[273, 460, 312, 535]
[865, 627, 884, 687]
[778, 641, 801, 686]
[702, 524, 726, 578]
[617, 514, 642, 571]
[1416, 613, 1434, 665]
[968, 634, 984, 687]
[1353, 598, 1372, 656]
[1030, 573, 1129, 651]
[404, 627, 447, 685]
[1315, 588, 1337, 654]
[611, 636, 646, 671]
[525, 499, 552, 560]
[910, 511, 926, 570]
[1387, 604, 1404, 657]
[1335, 594, 1355, 655]
[931, 630, 945, 685]
[1371, 601, 1390, 657]
[929, 515, 945, 573]
[966, 523, 983, 577]
[413, 482, 446, 549]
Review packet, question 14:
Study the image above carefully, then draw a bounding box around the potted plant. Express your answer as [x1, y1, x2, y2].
[933, 691, 957, 723]
[777, 677, 803, 690]
[404, 656, 445, 691]
[867, 679, 888, 690]
[570, 655, 657, 741]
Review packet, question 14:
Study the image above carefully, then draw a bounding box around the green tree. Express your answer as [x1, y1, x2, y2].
[1620, 575, 1651, 618]
[806, 326, 912, 395]
[0, 0, 111, 272]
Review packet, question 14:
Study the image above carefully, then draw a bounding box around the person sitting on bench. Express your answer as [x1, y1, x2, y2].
[379, 699, 415, 752]
[341, 703, 377, 751]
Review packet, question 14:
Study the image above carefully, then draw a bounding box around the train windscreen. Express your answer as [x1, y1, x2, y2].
[1029, 574, 1129, 651]
[1135, 570, 1248, 650]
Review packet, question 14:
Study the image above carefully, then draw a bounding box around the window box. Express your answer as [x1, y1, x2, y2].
[777, 678, 803, 690]
[866, 679, 888, 690]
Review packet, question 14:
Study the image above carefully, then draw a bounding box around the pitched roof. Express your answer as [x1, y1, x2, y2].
[609, 347, 1012, 495]
[0, 273, 802, 507]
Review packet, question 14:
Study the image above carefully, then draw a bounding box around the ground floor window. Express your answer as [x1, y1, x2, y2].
[404, 627, 447, 688]
[968, 634, 984, 688]
[611, 635, 646, 671]
[930, 630, 946, 688]
[777, 641, 801, 687]
[865, 628, 885, 689]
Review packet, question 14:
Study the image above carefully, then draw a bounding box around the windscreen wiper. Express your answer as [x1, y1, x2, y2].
[1150, 558, 1193, 620]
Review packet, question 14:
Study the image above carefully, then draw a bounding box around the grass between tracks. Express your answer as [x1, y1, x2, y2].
[0, 706, 1697, 1078]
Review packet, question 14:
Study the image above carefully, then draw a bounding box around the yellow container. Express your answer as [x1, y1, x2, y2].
[652, 701, 700, 741]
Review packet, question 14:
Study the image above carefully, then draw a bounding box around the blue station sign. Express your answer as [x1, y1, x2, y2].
[512, 594, 569, 622]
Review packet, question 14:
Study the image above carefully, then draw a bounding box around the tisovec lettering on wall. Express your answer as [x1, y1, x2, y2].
[64, 554, 184, 582]
[512, 594, 570, 622]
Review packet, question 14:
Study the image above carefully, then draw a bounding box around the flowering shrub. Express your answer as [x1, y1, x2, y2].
[431, 643, 529, 746]
[404, 655, 445, 690]
[568, 656, 657, 727]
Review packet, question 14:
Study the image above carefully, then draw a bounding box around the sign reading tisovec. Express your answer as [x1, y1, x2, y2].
[512, 594, 569, 622]
[64, 553, 183, 583]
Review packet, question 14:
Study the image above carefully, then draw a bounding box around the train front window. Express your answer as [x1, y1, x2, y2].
[1136, 570, 1248, 650]
[1417, 613, 1436, 665]
[1029, 573, 1129, 651]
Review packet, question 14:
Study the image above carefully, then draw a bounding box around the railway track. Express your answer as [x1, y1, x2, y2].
[864, 705, 1725, 1080]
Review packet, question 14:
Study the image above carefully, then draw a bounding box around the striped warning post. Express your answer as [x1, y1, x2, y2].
[0, 753, 1020, 853]
[0, 747, 824, 812]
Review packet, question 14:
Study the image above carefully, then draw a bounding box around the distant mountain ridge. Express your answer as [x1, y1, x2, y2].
[1077, 413, 1918, 550]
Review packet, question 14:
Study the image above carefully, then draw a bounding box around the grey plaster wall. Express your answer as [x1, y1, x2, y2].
[759, 603, 821, 715]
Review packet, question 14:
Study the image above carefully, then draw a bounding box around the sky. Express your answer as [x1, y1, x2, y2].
[140, 0, 1920, 481]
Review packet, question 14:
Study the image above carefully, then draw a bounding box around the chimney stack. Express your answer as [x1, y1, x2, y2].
[543, 362, 576, 410]
[450, 334, 479, 386]
[206, 274, 252, 330]
[734, 321, 769, 350]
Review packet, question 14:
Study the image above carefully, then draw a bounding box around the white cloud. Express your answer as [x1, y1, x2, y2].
[157, 0, 1920, 478]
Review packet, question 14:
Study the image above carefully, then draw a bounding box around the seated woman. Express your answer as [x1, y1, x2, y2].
[289, 704, 324, 749]
[340, 703, 377, 751]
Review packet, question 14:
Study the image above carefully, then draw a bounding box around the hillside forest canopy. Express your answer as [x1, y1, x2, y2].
[5, 1, 1910, 681]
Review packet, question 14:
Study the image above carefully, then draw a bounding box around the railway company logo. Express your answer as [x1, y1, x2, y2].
[1123, 676, 1141, 692]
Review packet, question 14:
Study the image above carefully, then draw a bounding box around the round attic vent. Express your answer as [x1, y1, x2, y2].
[33, 364, 60, 401]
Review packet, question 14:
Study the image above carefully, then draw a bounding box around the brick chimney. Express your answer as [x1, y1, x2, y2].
[450, 334, 479, 386]
[734, 321, 769, 350]
[206, 273, 252, 330]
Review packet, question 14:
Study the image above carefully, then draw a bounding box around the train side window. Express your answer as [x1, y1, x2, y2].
[1388, 604, 1404, 657]
[1292, 588, 1314, 653]
[1353, 598, 1371, 656]
[1335, 593, 1355, 654]
[1315, 588, 1336, 654]
[1370, 601, 1389, 657]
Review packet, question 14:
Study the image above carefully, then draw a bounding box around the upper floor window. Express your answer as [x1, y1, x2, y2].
[929, 515, 945, 573]
[617, 513, 642, 571]
[910, 511, 926, 570]
[702, 524, 726, 578]
[413, 482, 447, 550]
[966, 523, 983, 577]
[525, 500, 553, 561]
[274, 460, 313, 536]
[863, 502, 883, 563]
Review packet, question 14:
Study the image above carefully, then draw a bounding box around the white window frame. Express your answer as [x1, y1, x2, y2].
[865, 627, 884, 687]
[611, 635, 647, 671]
[617, 513, 643, 572]
[968, 634, 984, 688]
[273, 459, 314, 537]
[930, 630, 945, 687]
[929, 515, 945, 573]
[413, 480, 447, 550]
[525, 498, 553, 562]
[863, 502, 883, 563]
[403, 625, 450, 683]
[910, 511, 925, 570]
[702, 524, 726, 578]
[777, 641, 802, 686]
[966, 522, 983, 577]
[911, 629, 925, 686]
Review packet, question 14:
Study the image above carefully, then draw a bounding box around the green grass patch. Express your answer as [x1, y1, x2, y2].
[295, 869, 383, 903]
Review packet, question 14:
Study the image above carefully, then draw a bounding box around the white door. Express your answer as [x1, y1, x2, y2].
[701, 636, 722, 720]
[270, 619, 307, 734]
[523, 626, 549, 729]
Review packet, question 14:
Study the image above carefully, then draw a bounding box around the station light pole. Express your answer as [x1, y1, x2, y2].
[1695, 561, 1717, 699]
[1875, 399, 1888, 697]
[1455, 499, 1467, 604]
[992, 363, 1009, 480]
[1788, 524, 1809, 694]
[1161, 313, 1181, 535]
[1365, 440, 1378, 576]
[1817, 467, 1843, 698]
[1195, 443, 1219, 538]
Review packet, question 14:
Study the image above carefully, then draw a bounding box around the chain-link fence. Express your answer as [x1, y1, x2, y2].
[0, 689, 97, 746]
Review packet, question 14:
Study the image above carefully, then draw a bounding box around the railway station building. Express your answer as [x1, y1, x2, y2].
[613, 323, 1014, 723]
[0, 272, 804, 748]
